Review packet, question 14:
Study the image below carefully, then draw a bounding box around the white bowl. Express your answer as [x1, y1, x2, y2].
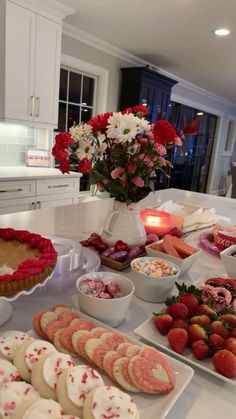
[130, 256, 180, 303]
[220, 245, 236, 278]
[75, 271, 134, 327]
[145, 240, 202, 276]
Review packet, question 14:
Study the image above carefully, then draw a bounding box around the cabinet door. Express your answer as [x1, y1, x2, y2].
[5, 1, 35, 122]
[34, 15, 61, 126]
[0, 197, 35, 215]
[36, 194, 73, 209]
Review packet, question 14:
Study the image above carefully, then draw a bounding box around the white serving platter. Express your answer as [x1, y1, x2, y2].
[135, 316, 236, 386]
[30, 310, 194, 419]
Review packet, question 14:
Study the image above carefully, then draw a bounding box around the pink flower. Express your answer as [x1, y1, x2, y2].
[154, 143, 167, 156]
[158, 157, 167, 167]
[175, 136, 183, 146]
[128, 163, 137, 174]
[132, 176, 144, 187]
[111, 167, 125, 179]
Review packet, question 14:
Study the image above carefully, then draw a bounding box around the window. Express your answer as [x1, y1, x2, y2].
[58, 67, 97, 131]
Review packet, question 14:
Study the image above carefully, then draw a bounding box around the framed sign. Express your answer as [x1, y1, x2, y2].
[26, 149, 51, 167]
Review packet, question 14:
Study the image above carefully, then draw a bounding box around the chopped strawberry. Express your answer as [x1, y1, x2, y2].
[153, 313, 173, 335]
[172, 319, 189, 330]
[167, 328, 188, 354]
[219, 314, 236, 328]
[230, 328, 236, 338]
[191, 339, 209, 360]
[188, 324, 208, 344]
[211, 321, 230, 339]
[190, 314, 211, 327]
[208, 333, 225, 353]
[213, 349, 236, 378]
[224, 337, 236, 355]
[167, 303, 188, 319]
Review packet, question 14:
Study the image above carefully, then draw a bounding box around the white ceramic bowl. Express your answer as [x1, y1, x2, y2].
[75, 271, 134, 327]
[130, 256, 180, 303]
[145, 240, 202, 276]
[220, 245, 236, 278]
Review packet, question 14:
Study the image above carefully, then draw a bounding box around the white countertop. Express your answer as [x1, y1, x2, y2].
[0, 188, 235, 419]
[0, 166, 82, 180]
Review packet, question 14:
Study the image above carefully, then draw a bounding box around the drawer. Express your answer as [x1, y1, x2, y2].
[36, 178, 77, 195]
[0, 180, 35, 199]
[0, 197, 35, 214]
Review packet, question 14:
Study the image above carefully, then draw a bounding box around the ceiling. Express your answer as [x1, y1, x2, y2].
[59, 0, 236, 103]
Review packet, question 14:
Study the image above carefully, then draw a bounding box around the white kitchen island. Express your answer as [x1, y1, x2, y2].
[0, 188, 235, 419]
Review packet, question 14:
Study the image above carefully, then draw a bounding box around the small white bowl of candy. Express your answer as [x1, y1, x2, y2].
[130, 256, 180, 303]
[76, 271, 134, 327]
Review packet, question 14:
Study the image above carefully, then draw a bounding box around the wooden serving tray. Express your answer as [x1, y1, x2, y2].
[100, 252, 146, 271]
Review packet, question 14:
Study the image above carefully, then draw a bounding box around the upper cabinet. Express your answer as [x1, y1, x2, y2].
[120, 67, 177, 123]
[0, 0, 75, 128]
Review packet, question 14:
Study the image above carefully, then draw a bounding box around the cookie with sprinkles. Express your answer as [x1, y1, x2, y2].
[0, 381, 38, 419]
[0, 360, 20, 385]
[0, 331, 31, 361]
[11, 398, 62, 419]
[56, 365, 104, 417]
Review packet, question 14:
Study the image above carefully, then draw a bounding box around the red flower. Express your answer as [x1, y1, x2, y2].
[133, 105, 149, 115]
[121, 107, 133, 114]
[153, 120, 177, 144]
[52, 144, 69, 161]
[78, 158, 92, 174]
[55, 132, 74, 148]
[59, 159, 71, 174]
[87, 112, 113, 133]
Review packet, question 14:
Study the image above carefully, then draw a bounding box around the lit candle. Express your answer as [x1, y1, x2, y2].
[140, 209, 172, 237]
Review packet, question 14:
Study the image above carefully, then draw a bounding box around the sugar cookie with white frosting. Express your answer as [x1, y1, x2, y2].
[0, 381, 38, 419]
[11, 397, 62, 419]
[13, 339, 57, 382]
[0, 331, 31, 361]
[83, 385, 140, 419]
[31, 352, 76, 400]
[56, 365, 104, 417]
[0, 359, 20, 385]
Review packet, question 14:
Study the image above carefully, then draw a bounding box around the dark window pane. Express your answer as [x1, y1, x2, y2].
[82, 76, 94, 106]
[68, 104, 80, 128]
[81, 107, 92, 123]
[69, 72, 82, 103]
[58, 102, 66, 131]
[59, 69, 68, 101]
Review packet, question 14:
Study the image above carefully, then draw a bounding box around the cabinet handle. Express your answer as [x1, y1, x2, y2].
[35, 97, 40, 117]
[30, 96, 35, 116]
[31, 202, 36, 210]
[0, 188, 23, 193]
[48, 184, 70, 189]
[37, 201, 41, 209]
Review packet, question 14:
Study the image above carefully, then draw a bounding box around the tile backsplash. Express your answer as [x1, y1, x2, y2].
[0, 124, 36, 166]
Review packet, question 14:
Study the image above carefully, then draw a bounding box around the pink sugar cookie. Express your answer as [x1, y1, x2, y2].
[72, 331, 93, 361]
[92, 342, 110, 370]
[125, 344, 142, 358]
[74, 319, 96, 331]
[116, 342, 132, 356]
[100, 332, 126, 350]
[33, 311, 48, 338]
[59, 320, 82, 354]
[90, 327, 107, 338]
[128, 347, 175, 394]
[113, 357, 140, 392]
[103, 351, 121, 379]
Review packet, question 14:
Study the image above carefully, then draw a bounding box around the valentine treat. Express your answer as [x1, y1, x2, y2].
[11, 398, 63, 419]
[132, 257, 178, 277]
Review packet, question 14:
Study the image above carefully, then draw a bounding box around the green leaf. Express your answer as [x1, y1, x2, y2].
[175, 282, 201, 297]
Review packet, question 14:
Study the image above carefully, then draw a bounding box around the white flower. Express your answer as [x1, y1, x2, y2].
[94, 142, 107, 159]
[83, 123, 93, 137]
[106, 112, 138, 143]
[97, 133, 106, 144]
[69, 124, 84, 142]
[75, 139, 95, 160]
[136, 117, 151, 133]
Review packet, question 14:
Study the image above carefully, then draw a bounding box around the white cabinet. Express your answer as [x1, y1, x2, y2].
[0, 0, 64, 127]
[0, 197, 35, 215]
[36, 194, 74, 210]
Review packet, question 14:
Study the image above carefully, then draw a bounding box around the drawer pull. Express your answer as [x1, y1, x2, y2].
[0, 188, 23, 193]
[48, 184, 70, 189]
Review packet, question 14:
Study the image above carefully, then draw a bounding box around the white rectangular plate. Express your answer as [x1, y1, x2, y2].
[30, 310, 194, 419]
[135, 316, 236, 386]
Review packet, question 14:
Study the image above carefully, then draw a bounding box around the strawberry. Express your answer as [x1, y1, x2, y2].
[196, 304, 217, 316]
[188, 324, 208, 343]
[167, 303, 188, 319]
[172, 319, 188, 330]
[213, 349, 236, 378]
[153, 313, 173, 335]
[191, 339, 209, 360]
[190, 314, 211, 327]
[208, 333, 225, 353]
[219, 314, 236, 328]
[176, 283, 200, 316]
[230, 328, 236, 338]
[167, 328, 188, 354]
[224, 337, 236, 355]
[211, 321, 230, 339]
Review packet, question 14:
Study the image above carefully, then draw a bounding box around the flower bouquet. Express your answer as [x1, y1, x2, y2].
[52, 105, 192, 205]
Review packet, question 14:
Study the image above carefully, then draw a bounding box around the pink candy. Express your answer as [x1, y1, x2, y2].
[80, 278, 121, 299]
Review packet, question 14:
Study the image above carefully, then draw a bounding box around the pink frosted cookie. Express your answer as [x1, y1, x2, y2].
[50, 304, 71, 317]
[11, 398, 63, 419]
[102, 351, 121, 380]
[13, 339, 57, 382]
[100, 332, 126, 350]
[125, 344, 142, 358]
[112, 357, 140, 392]
[33, 311, 48, 338]
[58, 319, 95, 356]
[72, 319, 95, 332]
[45, 311, 78, 342]
[83, 385, 140, 419]
[0, 331, 31, 362]
[116, 342, 133, 356]
[56, 365, 104, 417]
[72, 331, 93, 361]
[31, 352, 76, 400]
[0, 360, 20, 385]
[84, 338, 110, 370]
[128, 347, 175, 394]
[90, 327, 107, 338]
[40, 311, 58, 334]
[53, 330, 76, 357]
[0, 381, 38, 418]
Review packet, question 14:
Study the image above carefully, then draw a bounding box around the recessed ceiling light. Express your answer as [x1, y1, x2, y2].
[197, 112, 204, 116]
[214, 28, 230, 36]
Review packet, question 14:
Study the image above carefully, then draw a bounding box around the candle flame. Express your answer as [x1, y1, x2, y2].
[146, 215, 162, 226]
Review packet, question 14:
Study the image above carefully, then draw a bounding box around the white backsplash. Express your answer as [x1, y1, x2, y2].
[0, 123, 36, 166]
